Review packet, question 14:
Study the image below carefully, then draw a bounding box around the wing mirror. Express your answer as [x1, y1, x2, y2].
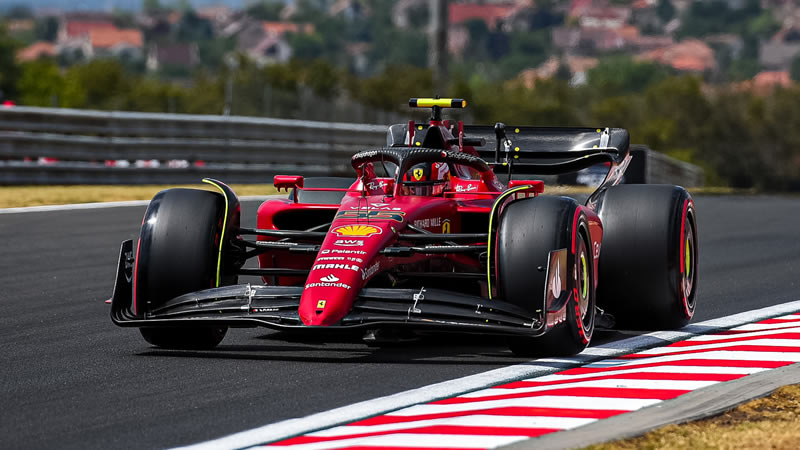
[274, 175, 304, 191]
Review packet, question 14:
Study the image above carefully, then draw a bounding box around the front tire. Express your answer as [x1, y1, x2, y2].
[596, 184, 698, 329]
[135, 188, 229, 349]
[496, 196, 595, 357]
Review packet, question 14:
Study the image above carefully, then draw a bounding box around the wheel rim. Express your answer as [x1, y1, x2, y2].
[683, 223, 695, 303]
[578, 253, 589, 320]
[577, 243, 590, 322]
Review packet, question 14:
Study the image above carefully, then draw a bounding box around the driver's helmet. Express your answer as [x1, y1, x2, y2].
[402, 162, 450, 196]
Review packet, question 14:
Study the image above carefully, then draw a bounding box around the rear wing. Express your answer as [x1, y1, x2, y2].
[463, 125, 630, 175]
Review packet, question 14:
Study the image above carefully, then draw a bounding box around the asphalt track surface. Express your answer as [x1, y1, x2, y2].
[2, 195, 800, 449]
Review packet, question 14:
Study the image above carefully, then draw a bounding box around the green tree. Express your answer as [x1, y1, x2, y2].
[288, 32, 326, 61]
[302, 59, 341, 99]
[356, 65, 433, 111]
[245, 1, 284, 21]
[175, 11, 213, 42]
[791, 54, 800, 82]
[656, 0, 675, 23]
[63, 59, 131, 109]
[0, 24, 21, 101]
[16, 59, 63, 106]
[142, 0, 163, 15]
[34, 16, 59, 42]
[727, 58, 760, 81]
[586, 56, 669, 96]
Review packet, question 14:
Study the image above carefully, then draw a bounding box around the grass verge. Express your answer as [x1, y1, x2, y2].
[0, 184, 279, 208]
[587, 384, 800, 450]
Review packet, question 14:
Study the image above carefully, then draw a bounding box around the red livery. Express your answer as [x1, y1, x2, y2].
[109, 98, 698, 356]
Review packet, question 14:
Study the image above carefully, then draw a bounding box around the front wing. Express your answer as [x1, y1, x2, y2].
[110, 240, 546, 337]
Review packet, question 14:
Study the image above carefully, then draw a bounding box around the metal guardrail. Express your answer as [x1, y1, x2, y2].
[0, 106, 703, 186]
[629, 145, 705, 187]
[0, 106, 387, 184]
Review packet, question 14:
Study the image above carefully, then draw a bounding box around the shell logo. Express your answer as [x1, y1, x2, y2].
[332, 224, 383, 237]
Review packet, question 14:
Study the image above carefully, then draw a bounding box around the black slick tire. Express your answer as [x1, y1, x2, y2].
[135, 188, 228, 349]
[496, 196, 595, 357]
[596, 184, 698, 330]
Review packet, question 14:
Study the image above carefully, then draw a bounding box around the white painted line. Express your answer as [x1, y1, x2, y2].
[527, 365, 768, 383]
[266, 433, 527, 450]
[601, 351, 800, 369]
[635, 338, 800, 356]
[178, 300, 800, 450]
[390, 396, 660, 417]
[0, 195, 275, 214]
[690, 324, 800, 341]
[769, 314, 800, 321]
[307, 415, 595, 438]
[459, 378, 717, 398]
[721, 322, 800, 332]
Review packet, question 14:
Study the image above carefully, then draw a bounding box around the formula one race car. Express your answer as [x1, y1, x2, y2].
[109, 98, 698, 356]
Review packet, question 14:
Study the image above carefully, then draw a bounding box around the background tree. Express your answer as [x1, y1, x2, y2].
[586, 56, 669, 96]
[34, 16, 59, 42]
[16, 59, 63, 106]
[656, 0, 675, 24]
[0, 24, 21, 101]
[245, 1, 284, 21]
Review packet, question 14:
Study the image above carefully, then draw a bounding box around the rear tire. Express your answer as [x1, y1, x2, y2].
[496, 196, 595, 357]
[135, 188, 229, 349]
[596, 184, 698, 330]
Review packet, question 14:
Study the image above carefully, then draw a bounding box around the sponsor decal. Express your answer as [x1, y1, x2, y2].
[356, 150, 380, 159]
[442, 219, 451, 233]
[320, 274, 339, 282]
[412, 217, 444, 229]
[337, 210, 406, 222]
[551, 259, 562, 299]
[334, 239, 364, 247]
[312, 263, 359, 272]
[413, 168, 424, 180]
[361, 262, 379, 280]
[367, 180, 387, 190]
[306, 281, 351, 290]
[252, 308, 279, 313]
[348, 205, 402, 211]
[545, 249, 568, 309]
[594, 242, 601, 259]
[316, 256, 345, 261]
[455, 184, 477, 192]
[316, 300, 326, 309]
[346, 257, 363, 263]
[321, 248, 367, 255]
[332, 224, 383, 237]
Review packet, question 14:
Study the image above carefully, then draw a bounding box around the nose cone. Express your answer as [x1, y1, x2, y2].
[299, 268, 361, 326]
[298, 196, 403, 326]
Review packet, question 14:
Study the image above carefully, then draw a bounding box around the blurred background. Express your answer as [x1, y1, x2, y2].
[1, 0, 799, 189]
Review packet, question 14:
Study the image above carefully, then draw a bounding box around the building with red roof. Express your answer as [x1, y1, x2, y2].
[638, 39, 715, 72]
[449, 2, 516, 30]
[17, 42, 56, 62]
[56, 18, 144, 63]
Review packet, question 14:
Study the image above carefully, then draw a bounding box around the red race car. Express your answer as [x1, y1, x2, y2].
[109, 98, 698, 356]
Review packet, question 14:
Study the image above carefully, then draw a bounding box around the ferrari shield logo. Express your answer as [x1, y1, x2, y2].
[316, 300, 326, 309]
[413, 168, 424, 180]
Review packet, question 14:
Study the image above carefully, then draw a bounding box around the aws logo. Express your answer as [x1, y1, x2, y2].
[336, 210, 406, 222]
[331, 224, 383, 237]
